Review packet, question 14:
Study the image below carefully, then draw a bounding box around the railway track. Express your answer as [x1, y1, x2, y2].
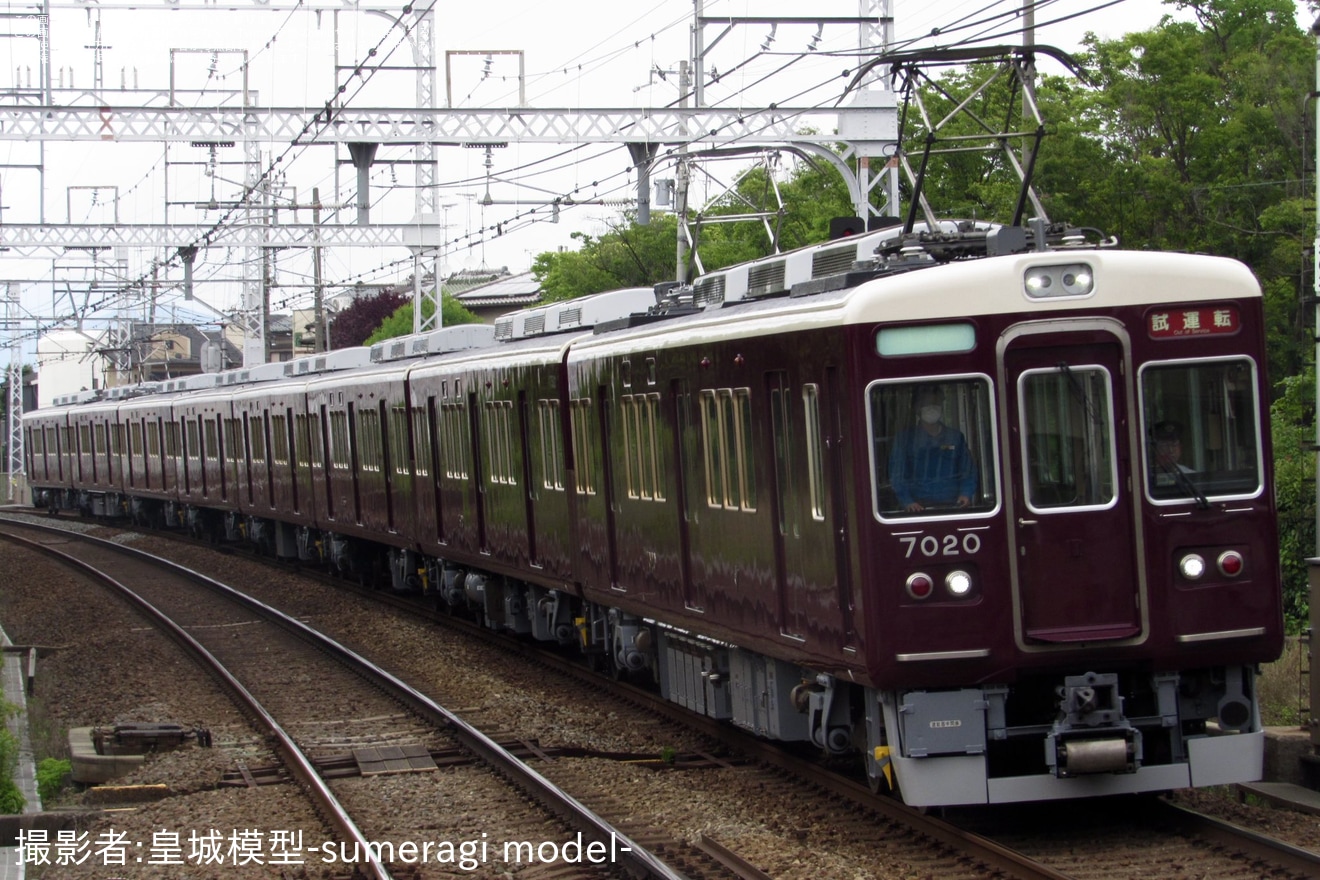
[4, 510, 1320, 879]
[0, 516, 688, 880]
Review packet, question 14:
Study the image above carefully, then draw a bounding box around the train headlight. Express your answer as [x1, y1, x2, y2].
[945, 570, 973, 597]
[905, 573, 934, 600]
[1179, 553, 1207, 580]
[1217, 550, 1244, 577]
[1024, 263, 1095, 299]
[1024, 271, 1053, 294]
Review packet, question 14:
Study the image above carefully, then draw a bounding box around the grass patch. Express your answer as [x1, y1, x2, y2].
[1258, 636, 1307, 727]
[0, 698, 23, 813]
[35, 758, 70, 804]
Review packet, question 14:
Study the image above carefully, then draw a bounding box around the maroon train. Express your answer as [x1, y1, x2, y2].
[24, 222, 1283, 805]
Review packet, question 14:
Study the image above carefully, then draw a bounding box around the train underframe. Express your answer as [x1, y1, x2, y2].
[35, 495, 1267, 807]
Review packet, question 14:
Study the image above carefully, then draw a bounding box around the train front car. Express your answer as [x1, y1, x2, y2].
[855, 247, 1283, 805]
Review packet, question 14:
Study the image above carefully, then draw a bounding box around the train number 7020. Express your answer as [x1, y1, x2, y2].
[899, 533, 982, 558]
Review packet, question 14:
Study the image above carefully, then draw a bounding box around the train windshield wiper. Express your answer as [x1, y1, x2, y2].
[1155, 457, 1210, 509]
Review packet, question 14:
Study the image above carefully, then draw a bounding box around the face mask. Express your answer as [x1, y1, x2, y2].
[920, 405, 942, 425]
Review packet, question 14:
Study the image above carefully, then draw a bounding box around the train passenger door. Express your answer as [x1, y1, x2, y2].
[1002, 326, 1143, 644]
[766, 371, 804, 637]
[670, 379, 698, 609]
[467, 391, 489, 552]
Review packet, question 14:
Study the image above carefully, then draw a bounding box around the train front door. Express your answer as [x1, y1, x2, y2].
[1001, 324, 1145, 645]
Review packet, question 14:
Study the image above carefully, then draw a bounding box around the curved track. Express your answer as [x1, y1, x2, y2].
[0, 516, 686, 880]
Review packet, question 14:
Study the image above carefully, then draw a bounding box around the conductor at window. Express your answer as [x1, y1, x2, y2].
[889, 387, 977, 513]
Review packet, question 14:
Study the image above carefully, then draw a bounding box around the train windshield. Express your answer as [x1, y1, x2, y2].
[870, 377, 997, 519]
[1140, 358, 1262, 502]
[1018, 365, 1118, 512]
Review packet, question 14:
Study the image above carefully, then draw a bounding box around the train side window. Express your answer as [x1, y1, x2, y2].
[538, 399, 564, 491]
[1140, 358, 1261, 502]
[130, 422, 143, 457]
[699, 387, 756, 512]
[642, 393, 664, 501]
[390, 405, 410, 477]
[620, 393, 663, 501]
[248, 415, 266, 465]
[222, 419, 237, 463]
[483, 400, 515, 484]
[188, 422, 203, 467]
[204, 419, 219, 463]
[440, 401, 470, 480]
[698, 391, 724, 507]
[271, 414, 289, 466]
[870, 376, 997, 519]
[357, 407, 381, 472]
[569, 398, 595, 495]
[308, 412, 325, 469]
[329, 411, 350, 470]
[294, 414, 311, 468]
[411, 405, 431, 478]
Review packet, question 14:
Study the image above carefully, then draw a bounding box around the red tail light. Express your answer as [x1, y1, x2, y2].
[1217, 550, 1244, 577]
[906, 573, 934, 600]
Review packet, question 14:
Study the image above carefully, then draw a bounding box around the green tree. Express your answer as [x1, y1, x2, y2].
[1272, 368, 1316, 630]
[366, 292, 483, 345]
[533, 215, 686, 302]
[532, 150, 857, 301]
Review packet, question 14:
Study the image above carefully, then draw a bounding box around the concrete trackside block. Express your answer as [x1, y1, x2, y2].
[1261, 726, 1314, 788]
[67, 727, 143, 784]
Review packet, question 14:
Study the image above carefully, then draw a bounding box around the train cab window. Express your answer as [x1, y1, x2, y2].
[1140, 358, 1262, 502]
[1018, 366, 1117, 511]
[870, 377, 997, 519]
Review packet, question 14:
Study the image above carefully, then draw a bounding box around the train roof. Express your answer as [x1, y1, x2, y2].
[570, 248, 1260, 357]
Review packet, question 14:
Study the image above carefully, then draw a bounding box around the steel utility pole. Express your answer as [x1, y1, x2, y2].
[312, 187, 325, 353]
[1307, 12, 1320, 761]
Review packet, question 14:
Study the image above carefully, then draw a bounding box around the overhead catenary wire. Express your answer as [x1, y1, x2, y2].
[25, 1, 1145, 338]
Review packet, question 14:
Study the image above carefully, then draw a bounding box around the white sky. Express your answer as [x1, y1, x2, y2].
[0, 0, 1302, 351]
